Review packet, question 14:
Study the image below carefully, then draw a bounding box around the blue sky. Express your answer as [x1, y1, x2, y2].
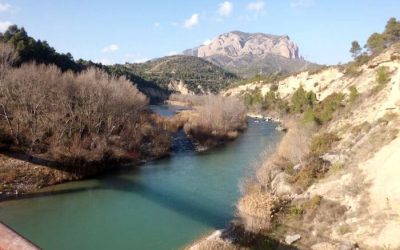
[0, 0, 399, 65]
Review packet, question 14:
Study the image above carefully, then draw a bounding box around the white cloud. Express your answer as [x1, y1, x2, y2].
[124, 53, 149, 63]
[99, 58, 114, 65]
[167, 51, 178, 56]
[203, 39, 212, 46]
[184, 13, 199, 29]
[153, 22, 160, 28]
[0, 3, 11, 12]
[247, 1, 265, 12]
[0, 21, 12, 32]
[218, 1, 233, 17]
[102, 44, 119, 53]
[290, 0, 314, 8]
[131, 58, 149, 63]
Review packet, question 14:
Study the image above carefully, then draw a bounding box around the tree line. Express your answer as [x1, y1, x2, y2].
[0, 25, 170, 102]
[0, 43, 170, 171]
[350, 17, 400, 58]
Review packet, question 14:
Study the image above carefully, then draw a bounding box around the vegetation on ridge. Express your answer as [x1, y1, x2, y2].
[0, 25, 169, 102]
[127, 55, 239, 94]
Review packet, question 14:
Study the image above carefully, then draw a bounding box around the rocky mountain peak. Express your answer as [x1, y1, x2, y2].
[185, 31, 299, 60]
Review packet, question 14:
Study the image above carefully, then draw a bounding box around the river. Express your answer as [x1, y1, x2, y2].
[0, 105, 282, 250]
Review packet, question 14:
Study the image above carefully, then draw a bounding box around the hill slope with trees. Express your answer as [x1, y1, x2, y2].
[191, 17, 400, 250]
[126, 55, 240, 94]
[0, 25, 169, 102]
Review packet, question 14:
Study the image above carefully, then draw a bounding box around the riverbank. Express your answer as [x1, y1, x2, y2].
[0, 108, 173, 200]
[0, 222, 39, 250]
[0, 117, 281, 250]
[0, 152, 144, 200]
[189, 44, 400, 249]
[247, 113, 288, 132]
[0, 101, 248, 201]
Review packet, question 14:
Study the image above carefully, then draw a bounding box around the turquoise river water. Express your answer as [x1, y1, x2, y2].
[0, 105, 281, 250]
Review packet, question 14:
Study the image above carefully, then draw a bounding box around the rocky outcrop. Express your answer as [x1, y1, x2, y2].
[167, 80, 194, 95]
[185, 31, 299, 59]
[184, 31, 316, 77]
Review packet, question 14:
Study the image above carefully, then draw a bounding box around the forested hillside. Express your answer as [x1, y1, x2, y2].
[0, 25, 169, 102]
[127, 55, 239, 94]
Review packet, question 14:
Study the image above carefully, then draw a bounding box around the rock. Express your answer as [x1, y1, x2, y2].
[367, 48, 400, 68]
[276, 125, 287, 132]
[271, 172, 295, 196]
[167, 80, 194, 95]
[321, 153, 342, 164]
[183, 31, 315, 77]
[247, 113, 264, 119]
[206, 230, 222, 240]
[186, 31, 299, 59]
[293, 163, 302, 171]
[285, 234, 301, 245]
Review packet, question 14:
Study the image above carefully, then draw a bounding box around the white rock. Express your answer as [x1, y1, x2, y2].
[285, 234, 301, 245]
[193, 31, 299, 59]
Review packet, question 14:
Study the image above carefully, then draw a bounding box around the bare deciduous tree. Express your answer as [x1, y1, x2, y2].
[0, 45, 152, 163]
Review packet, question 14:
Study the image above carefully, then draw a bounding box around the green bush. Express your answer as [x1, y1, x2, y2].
[243, 93, 253, 106]
[310, 132, 340, 155]
[315, 92, 345, 123]
[270, 84, 279, 91]
[348, 86, 359, 103]
[354, 54, 371, 66]
[303, 108, 318, 124]
[262, 90, 277, 110]
[291, 86, 317, 113]
[286, 205, 303, 219]
[372, 66, 391, 94]
[376, 66, 391, 85]
[242, 87, 263, 106]
[343, 64, 363, 78]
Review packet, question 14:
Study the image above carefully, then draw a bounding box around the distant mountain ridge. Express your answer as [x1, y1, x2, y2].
[126, 55, 239, 94]
[184, 31, 299, 59]
[183, 31, 318, 77]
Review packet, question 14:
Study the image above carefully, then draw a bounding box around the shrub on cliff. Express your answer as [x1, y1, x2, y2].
[309, 132, 340, 156]
[348, 86, 359, 103]
[376, 66, 391, 85]
[314, 92, 345, 123]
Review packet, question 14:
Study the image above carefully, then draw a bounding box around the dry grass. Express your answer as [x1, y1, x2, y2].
[170, 94, 247, 147]
[277, 121, 314, 165]
[237, 182, 282, 233]
[0, 44, 173, 194]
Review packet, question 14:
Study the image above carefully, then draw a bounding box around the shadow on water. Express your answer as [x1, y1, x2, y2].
[0, 116, 291, 249]
[4, 174, 227, 229]
[5, 176, 298, 250]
